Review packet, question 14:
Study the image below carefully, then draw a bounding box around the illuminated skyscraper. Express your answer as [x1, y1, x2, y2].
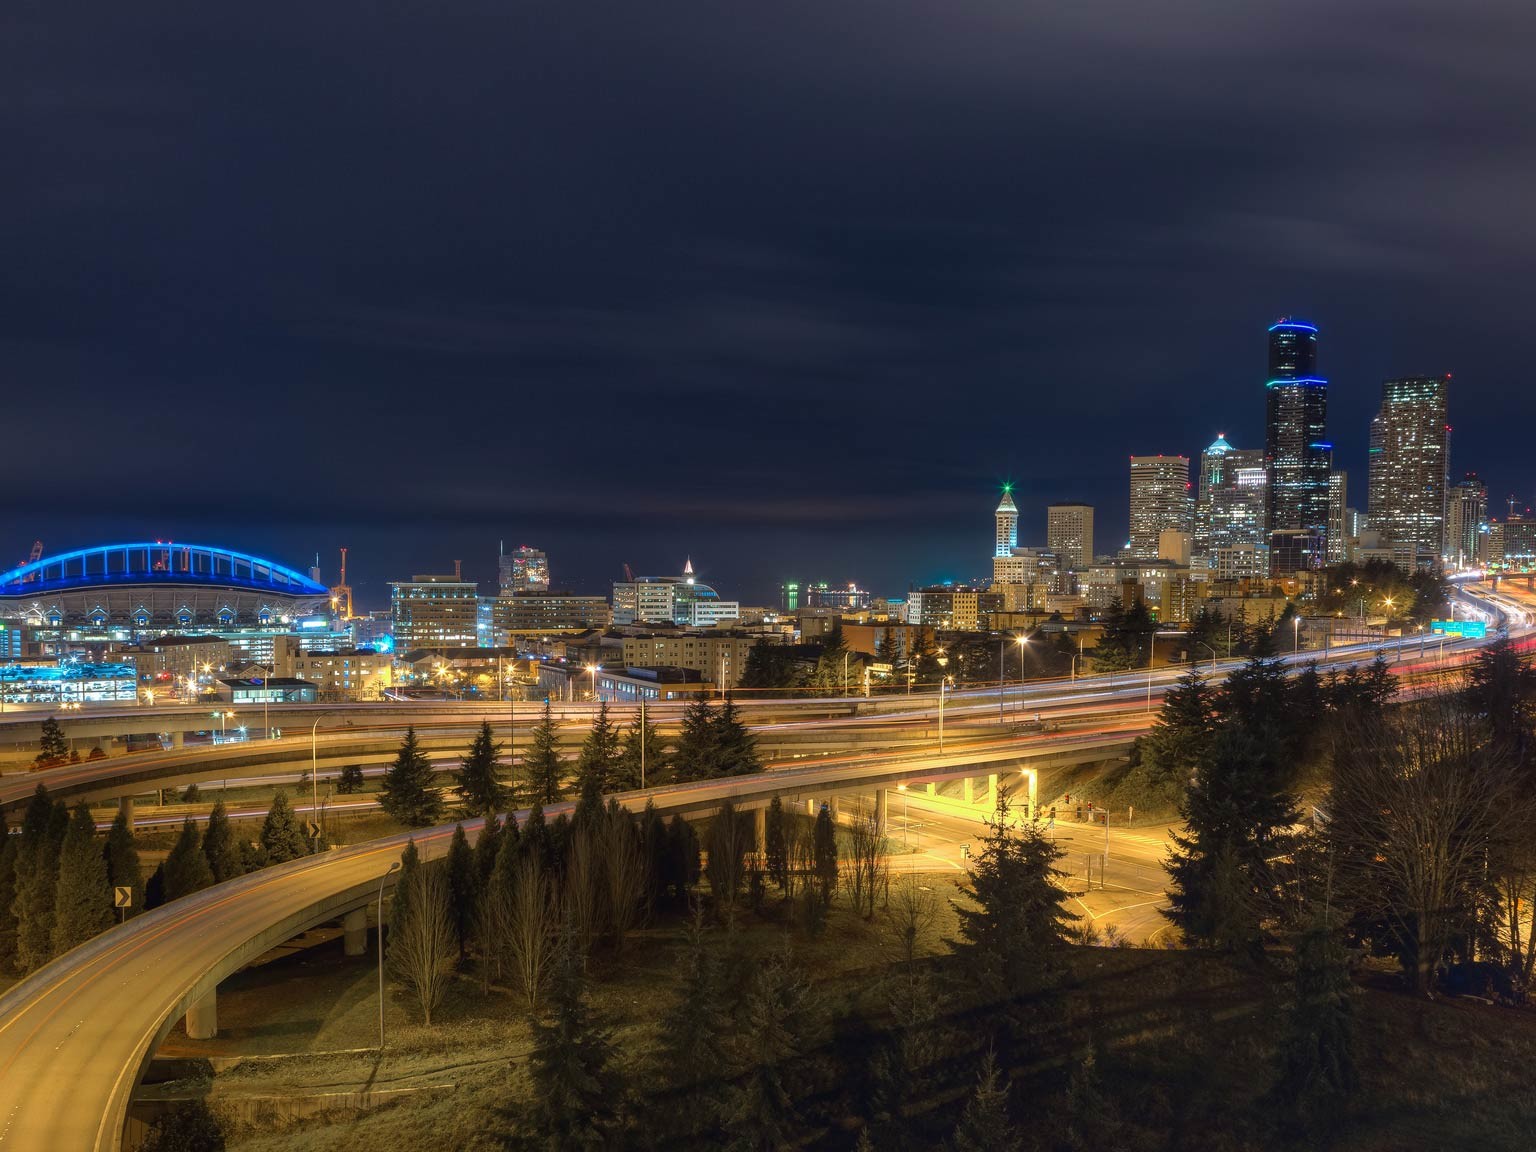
[994, 487, 1019, 558]
[499, 544, 550, 594]
[1446, 473, 1488, 568]
[1263, 318, 1331, 558]
[1327, 471, 1349, 564]
[1129, 455, 1191, 560]
[1046, 504, 1094, 571]
[1367, 376, 1449, 565]
[1196, 436, 1267, 562]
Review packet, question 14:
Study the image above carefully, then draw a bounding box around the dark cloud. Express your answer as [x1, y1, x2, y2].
[2, 1, 1533, 602]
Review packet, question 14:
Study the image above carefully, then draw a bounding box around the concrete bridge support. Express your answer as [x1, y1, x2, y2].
[961, 777, 974, 803]
[185, 987, 217, 1040]
[988, 773, 998, 808]
[830, 796, 841, 819]
[171, 731, 185, 749]
[343, 908, 368, 957]
[875, 789, 888, 836]
[118, 795, 134, 828]
[754, 807, 767, 857]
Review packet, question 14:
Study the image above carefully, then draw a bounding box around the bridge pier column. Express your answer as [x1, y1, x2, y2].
[830, 796, 841, 820]
[344, 908, 368, 956]
[171, 731, 185, 749]
[925, 782, 936, 797]
[875, 789, 888, 836]
[806, 798, 816, 817]
[962, 777, 974, 804]
[118, 795, 135, 828]
[988, 773, 998, 809]
[754, 807, 766, 858]
[185, 987, 217, 1040]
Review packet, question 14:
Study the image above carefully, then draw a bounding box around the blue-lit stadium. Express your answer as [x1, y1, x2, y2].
[0, 543, 330, 631]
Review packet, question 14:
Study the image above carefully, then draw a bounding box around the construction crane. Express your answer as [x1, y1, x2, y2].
[25, 541, 42, 564]
[622, 562, 636, 582]
[329, 547, 355, 621]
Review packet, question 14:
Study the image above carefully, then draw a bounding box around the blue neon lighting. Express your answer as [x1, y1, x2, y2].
[1268, 321, 1318, 333]
[0, 543, 329, 597]
[1265, 377, 1328, 387]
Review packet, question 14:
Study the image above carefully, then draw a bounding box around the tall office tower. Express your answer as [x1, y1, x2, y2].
[499, 544, 550, 594]
[1264, 318, 1331, 557]
[1047, 503, 1095, 570]
[1445, 472, 1488, 569]
[1367, 375, 1450, 564]
[1327, 471, 1349, 564]
[1129, 455, 1192, 559]
[1196, 437, 1267, 560]
[1194, 435, 1234, 558]
[994, 486, 1019, 558]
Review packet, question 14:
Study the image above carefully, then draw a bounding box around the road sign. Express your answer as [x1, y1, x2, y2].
[113, 887, 132, 909]
[305, 822, 320, 839]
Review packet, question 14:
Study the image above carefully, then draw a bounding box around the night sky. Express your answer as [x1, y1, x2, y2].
[4, 3, 1534, 608]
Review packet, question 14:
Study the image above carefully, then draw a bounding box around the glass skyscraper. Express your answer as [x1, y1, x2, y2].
[1263, 319, 1331, 562]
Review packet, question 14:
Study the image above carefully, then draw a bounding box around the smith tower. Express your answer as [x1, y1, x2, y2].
[1263, 318, 1331, 555]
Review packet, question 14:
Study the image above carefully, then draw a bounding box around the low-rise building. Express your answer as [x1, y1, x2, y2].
[215, 677, 318, 704]
[595, 665, 710, 703]
[495, 592, 613, 636]
[620, 632, 756, 688]
[906, 586, 1003, 631]
[292, 649, 396, 701]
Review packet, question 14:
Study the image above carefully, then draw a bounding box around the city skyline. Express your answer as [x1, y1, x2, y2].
[4, 4, 1536, 604]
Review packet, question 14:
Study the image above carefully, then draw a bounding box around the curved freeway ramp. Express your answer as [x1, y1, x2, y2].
[0, 727, 1143, 1150]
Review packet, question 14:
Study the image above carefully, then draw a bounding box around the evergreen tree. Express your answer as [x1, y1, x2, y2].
[1464, 636, 1536, 763]
[456, 721, 504, 816]
[813, 803, 839, 907]
[12, 786, 66, 974]
[522, 804, 550, 872]
[653, 907, 731, 1138]
[445, 823, 476, 961]
[144, 863, 166, 911]
[380, 726, 442, 826]
[526, 932, 622, 1149]
[950, 794, 1073, 1013]
[951, 1050, 1022, 1152]
[0, 813, 18, 974]
[667, 814, 700, 902]
[575, 702, 621, 805]
[337, 763, 366, 794]
[388, 839, 421, 945]
[672, 697, 718, 782]
[765, 797, 789, 892]
[1117, 668, 1217, 810]
[727, 944, 812, 1149]
[201, 800, 242, 883]
[1273, 910, 1357, 1121]
[876, 625, 902, 667]
[259, 791, 309, 864]
[614, 711, 668, 791]
[104, 810, 143, 919]
[525, 701, 564, 804]
[36, 716, 69, 766]
[474, 812, 504, 887]
[639, 800, 669, 915]
[52, 802, 112, 954]
[162, 818, 215, 901]
[712, 693, 761, 777]
[1164, 722, 1300, 953]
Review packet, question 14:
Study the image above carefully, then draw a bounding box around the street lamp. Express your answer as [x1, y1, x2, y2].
[377, 860, 402, 1050]
[1000, 634, 1029, 724]
[585, 664, 600, 707]
[1292, 614, 1301, 655]
[938, 674, 954, 751]
[310, 716, 322, 844]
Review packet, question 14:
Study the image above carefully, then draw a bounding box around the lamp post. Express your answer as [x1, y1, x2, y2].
[310, 716, 322, 843]
[938, 675, 953, 751]
[586, 664, 600, 708]
[378, 860, 402, 1050]
[1293, 614, 1301, 655]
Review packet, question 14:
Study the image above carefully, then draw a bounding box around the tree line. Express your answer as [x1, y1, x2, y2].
[0, 785, 317, 978]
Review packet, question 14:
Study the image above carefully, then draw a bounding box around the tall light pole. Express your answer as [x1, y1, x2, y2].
[938, 675, 953, 751]
[378, 859, 401, 1050]
[586, 664, 600, 708]
[310, 716, 322, 842]
[639, 697, 647, 789]
[1293, 614, 1301, 655]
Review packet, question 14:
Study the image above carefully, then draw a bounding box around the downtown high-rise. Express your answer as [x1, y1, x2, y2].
[1128, 455, 1192, 560]
[1046, 503, 1094, 571]
[1367, 375, 1450, 566]
[1263, 319, 1331, 567]
[1446, 473, 1488, 569]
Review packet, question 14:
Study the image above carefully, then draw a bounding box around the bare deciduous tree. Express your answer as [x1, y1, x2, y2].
[390, 864, 456, 1026]
[508, 854, 558, 1012]
[564, 826, 602, 960]
[847, 808, 889, 919]
[705, 800, 749, 926]
[1331, 699, 1523, 995]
